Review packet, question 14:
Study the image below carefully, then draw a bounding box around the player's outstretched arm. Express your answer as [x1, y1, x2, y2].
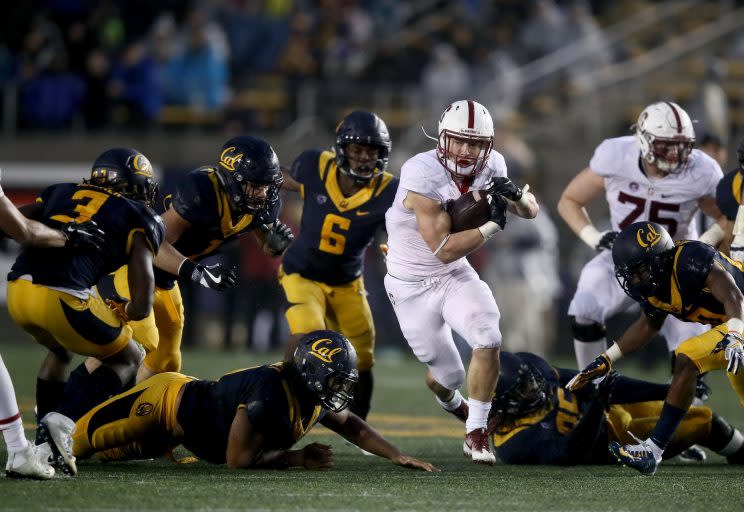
[557, 168, 612, 250]
[407, 191, 485, 264]
[320, 409, 439, 472]
[0, 196, 68, 247]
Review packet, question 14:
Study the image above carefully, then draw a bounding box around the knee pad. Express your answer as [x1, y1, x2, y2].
[435, 367, 466, 391]
[569, 316, 606, 342]
[467, 312, 502, 349]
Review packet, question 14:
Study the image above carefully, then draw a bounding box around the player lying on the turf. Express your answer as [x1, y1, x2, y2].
[489, 351, 744, 466]
[45, 330, 437, 474]
[566, 221, 744, 475]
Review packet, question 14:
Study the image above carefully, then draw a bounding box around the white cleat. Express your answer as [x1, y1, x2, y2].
[5, 443, 55, 480]
[38, 412, 77, 476]
[463, 428, 496, 465]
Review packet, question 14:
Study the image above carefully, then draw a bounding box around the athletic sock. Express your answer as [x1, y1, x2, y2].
[649, 402, 687, 451]
[36, 378, 66, 422]
[0, 355, 29, 453]
[436, 389, 464, 411]
[574, 338, 607, 369]
[466, 398, 491, 433]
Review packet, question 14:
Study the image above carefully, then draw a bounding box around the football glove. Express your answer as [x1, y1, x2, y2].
[487, 177, 523, 202]
[595, 230, 619, 252]
[712, 331, 744, 375]
[593, 370, 618, 410]
[260, 222, 294, 257]
[179, 260, 238, 291]
[565, 353, 612, 392]
[62, 220, 106, 251]
[486, 193, 508, 230]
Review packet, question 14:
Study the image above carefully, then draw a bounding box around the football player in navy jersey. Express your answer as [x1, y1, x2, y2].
[70, 331, 437, 473]
[567, 221, 744, 475]
[97, 135, 293, 382]
[6, 148, 165, 476]
[715, 137, 744, 258]
[490, 351, 744, 466]
[0, 175, 105, 480]
[279, 111, 396, 421]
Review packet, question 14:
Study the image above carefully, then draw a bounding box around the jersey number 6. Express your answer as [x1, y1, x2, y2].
[319, 214, 350, 255]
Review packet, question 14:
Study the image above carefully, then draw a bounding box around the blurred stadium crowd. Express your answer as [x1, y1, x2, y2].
[2, 0, 744, 360]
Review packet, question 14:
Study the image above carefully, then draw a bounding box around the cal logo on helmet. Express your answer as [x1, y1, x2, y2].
[636, 223, 663, 248]
[309, 338, 343, 363]
[220, 146, 244, 171]
[132, 154, 153, 177]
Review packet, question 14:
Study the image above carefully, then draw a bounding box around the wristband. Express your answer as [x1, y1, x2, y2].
[605, 342, 623, 363]
[579, 225, 602, 249]
[178, 258, 197, 279]
[516, 184, 531, 207]
[727, 318, 744, 335]
[478, 221, 502, 240]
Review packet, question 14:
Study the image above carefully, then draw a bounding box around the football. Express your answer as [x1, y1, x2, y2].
[447, 189, 491, 233]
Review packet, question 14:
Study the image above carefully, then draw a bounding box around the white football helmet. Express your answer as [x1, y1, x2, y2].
[435, 99, 494, 178]
[634, 101, 695, 173]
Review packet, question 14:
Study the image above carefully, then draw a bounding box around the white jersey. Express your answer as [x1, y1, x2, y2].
[385, 149, 508, 279]
[591, 136, 722, 240]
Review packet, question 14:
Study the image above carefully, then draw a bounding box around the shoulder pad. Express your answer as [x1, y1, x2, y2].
[171, 168, 219, 225]
[125, 200, 165, 254]
[290, 149, 323, 184]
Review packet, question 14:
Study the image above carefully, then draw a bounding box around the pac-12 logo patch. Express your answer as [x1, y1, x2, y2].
[316, 194, 328, 205]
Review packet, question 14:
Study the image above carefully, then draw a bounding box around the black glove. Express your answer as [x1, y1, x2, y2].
[486, 193, 508, 230]
[595, 231, 619, 252]
[487, 177, 523, 202]
[62, 220, 106, 251]
[260, 222, 294, 257]
[178, 260, 238, 291]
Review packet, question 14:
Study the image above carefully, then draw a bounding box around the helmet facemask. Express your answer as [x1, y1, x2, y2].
[336, 142, 387, 185]
[433, 100, 495, 180]
[634, 101, 695, 174]
[489, 361, 548, 433]
[436, 131, 493, 179]
[615, 255, 664, 301]
[88, 152, 158, 207]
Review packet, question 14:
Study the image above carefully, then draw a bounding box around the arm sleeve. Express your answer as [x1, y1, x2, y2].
[171, 172, 219, 226]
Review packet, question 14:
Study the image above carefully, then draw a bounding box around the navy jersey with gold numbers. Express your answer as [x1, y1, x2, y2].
[282, 149, 398, 285]
[8, 183, 164, 291]
[176, 363, 324, 464]
[715, 169, 742, 221]
[641, 240, 744, 325]
[153, 167, 279, 288]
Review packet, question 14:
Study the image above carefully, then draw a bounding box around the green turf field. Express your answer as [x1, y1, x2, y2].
[2, 342, 744, 511]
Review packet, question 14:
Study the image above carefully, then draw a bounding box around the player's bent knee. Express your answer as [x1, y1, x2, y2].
[467, 313, 502, 349]
[569, 316, 607, 342]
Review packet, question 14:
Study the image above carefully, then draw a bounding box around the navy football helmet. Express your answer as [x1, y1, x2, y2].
[292, 330, 359, 412]
[491, 352, 548, 422]
[612, 222, 674, 300]
[334, 111, 391, 184]
[88, 148, 159, 207]
[216, 136, 283, 215]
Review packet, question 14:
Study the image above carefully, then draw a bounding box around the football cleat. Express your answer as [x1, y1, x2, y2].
[447, 400, 469, 423]
[5, 443, 55, 480]
[678, 445, 707, 463]
[38, 412, 77, 476]
[609, 434, 662, 476]
[463, 428, 496, 465]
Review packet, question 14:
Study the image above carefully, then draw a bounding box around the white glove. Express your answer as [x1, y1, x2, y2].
[725, 337, 744, 375]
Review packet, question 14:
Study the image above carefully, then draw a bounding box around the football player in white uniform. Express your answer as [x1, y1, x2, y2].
[558, 101, 725, 369]
[384, 100, 539, 464]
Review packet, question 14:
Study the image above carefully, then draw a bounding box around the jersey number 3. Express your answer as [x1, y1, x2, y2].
[319, 214, 350, 255]
[51, 189, 110, 224]
[617, 191, 679, 237]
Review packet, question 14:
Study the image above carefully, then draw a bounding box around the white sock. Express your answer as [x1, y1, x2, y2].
[574, 338, 607, 368]
[0, 355, 28, 453]
[435, 390, 463, 412]
[465, 398, 491, 433]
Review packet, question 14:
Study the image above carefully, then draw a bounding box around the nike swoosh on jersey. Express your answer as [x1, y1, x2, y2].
[356, 211, 369, 216]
